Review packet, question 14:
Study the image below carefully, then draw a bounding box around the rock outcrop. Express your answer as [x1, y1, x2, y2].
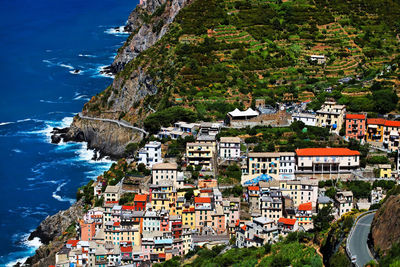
[67, 115, 143, 159]
[371, 194, 400, 254]
[66, 0, 192, 157]
[23, 199, 85, 266]
[111, 0, 191, 73]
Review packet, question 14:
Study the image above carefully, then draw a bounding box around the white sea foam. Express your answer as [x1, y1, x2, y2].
[73, 94, 88, 100]
[5, 233, 42, 267]
[69, 69, 82, 75]
[104, 26, 129, 36]
[12, 148, 22, 153]
[21, 116, 73, 142]
[93, 65, 114, 79]
[0, 121, 14, 126]
[79, 54, 96, 58]
[59, 63, 74, 70]
[52, 182, 75, 204]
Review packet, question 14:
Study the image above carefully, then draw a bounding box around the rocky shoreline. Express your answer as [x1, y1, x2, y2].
[18, 199, 85, 266]
[19, 0, 192, 265]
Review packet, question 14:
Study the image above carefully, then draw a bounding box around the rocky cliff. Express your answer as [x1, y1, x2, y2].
[22, 199, 85, 266]
[110, 0, 191, 73]
[371, 194, 400, 255]
[66, 0, 191, 157]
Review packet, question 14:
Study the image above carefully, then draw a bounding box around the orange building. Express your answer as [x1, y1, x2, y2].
[79, 219, 96, 241]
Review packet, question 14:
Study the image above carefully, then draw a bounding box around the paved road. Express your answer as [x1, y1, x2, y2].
[348, 212, 375, 267]
[78, 112, 148, 135]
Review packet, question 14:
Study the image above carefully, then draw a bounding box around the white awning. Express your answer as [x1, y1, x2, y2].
[228, 108, 259, 117]
[390, 130, 399, 136]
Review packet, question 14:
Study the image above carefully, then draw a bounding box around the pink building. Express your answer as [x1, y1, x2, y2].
[212, 207, 226, 234]
[79, 220, 96, 241]
[345, 114, 366, 140]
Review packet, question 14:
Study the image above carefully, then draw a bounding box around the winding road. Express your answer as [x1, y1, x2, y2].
[348, 212, 375, 267]
[78, 112, 148, 135]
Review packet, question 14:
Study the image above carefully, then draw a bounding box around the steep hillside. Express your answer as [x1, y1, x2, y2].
[371, 186, 400, 255]
[69, 0, 400, 156]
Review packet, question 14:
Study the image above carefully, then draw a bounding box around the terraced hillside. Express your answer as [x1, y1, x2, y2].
[83, 0, 400, 131]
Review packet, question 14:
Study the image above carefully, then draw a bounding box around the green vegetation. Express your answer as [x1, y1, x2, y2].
[218, 163, 242, 184]
[86, 0, 400, 125]
[366, 155, 390, 165]
[221, 184, 243, 198]
[378, 242, 400, 266]
[119, 193, 136, 205]
[156, 232, 321, 267]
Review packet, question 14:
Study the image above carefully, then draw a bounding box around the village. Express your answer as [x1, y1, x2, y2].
[53, 99, 399, 267]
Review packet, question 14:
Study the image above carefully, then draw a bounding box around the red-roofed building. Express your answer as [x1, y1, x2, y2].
[383, 120, 400, 151]
[298, 202, 312, 211]
[134, 194, 148, 211]
[296, 202, 313, 226]
[66, 239, 79, 249]
[366, 118, 386, 143]
[295, 148, 360, 176]
[345, 114, 366, 140]
[194, 197, 211, 204]
[278, 218, 298, 232]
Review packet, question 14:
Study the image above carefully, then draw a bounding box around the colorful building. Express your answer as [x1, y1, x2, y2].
[345, 114, 366, 140]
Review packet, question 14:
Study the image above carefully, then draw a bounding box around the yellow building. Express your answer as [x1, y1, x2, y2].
[104, 222, 140, 247]
[150, 182, 177, 213]
[242, 152, 280, 184]
[316, 101, 346, 134]
[378, 164, 392, 178]
[182, 207, 196, 229]
[366, 118, 385, 143]
[186, 142, 216, 171]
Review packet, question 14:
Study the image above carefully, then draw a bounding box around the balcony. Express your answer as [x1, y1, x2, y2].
[95, 258, 108, 265]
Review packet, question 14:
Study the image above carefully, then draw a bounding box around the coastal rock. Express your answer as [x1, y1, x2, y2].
[24, 199, 85, 266]
[110, 0, 192, 73]
[371, 194, 400, 254]
[67, 116, 143, 159]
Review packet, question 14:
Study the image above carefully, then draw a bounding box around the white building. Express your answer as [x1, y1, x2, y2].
[291, 112, 316, 126]
[295, 148, 360, 175]
[104, 185, 121, 203]
[279, 152, 296, 179]
[152, 162, 182, 188]
[310, 55, 326, 64]
[335, 191, 354, 217]
[138, 141, 162, 168]
[219, 136, 241, 160]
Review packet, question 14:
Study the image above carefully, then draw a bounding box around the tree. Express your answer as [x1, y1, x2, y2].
[373, 89, 398, 114]
[313, 205, 334, 232]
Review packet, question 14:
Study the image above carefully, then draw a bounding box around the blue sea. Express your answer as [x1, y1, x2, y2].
[0, 0, 138, 265]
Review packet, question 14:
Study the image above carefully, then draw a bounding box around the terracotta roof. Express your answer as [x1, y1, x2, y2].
[278, 218, 297, 225]
[134, 194, 148, 202]
[122, 205, 135, 210]
[121, 246, 132, 253]
[195, 197, 211, 203]
[67, 240, 79, 247]
[113, 222, 120, 227]
[346, 114, 366, 120]
[296, 148, 360, 156]
[298, 202, 312, 211]
[367, 118, 386, 125]
[241, 225, 247, 231]
[248, 186, 259, 191]
[384, 120, 400, 127]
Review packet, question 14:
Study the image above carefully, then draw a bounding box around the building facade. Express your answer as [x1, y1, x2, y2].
[345, 114, 366, 140]
[316, 101, 346, 134]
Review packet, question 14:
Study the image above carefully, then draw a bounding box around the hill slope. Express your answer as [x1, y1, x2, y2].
[69, 0, 400, 156]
